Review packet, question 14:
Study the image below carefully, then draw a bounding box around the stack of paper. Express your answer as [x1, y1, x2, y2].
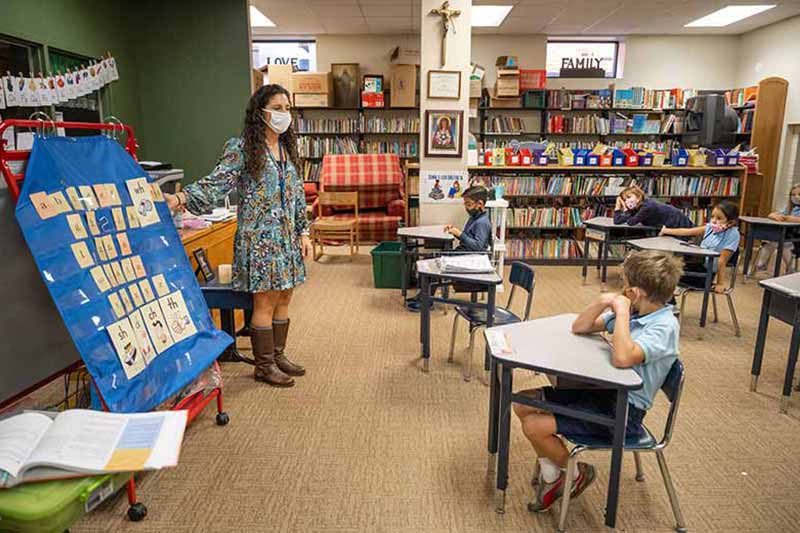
[438, 254, 494, 274]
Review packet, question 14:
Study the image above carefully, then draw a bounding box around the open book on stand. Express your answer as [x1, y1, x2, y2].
[0, 409, 187, 489]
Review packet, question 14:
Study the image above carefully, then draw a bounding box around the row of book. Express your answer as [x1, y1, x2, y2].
[546, 90, 612, 110]
[613, 87, 698, 109]
[508, 207, 585, 228]
[300, 160, 323, 182]
[546, 114, 610, 134]
[508, 238, 583, 260]
[360, 140, 419, 158]
[738, 109, 754, 134]
[725, 87, 758, 107]
[296, 118, 359, 133]
[483, 139, 675, 152]
[660, 114, 686, 134]
[297, 137, 359, 158]
[487, 116, 526, 133]
[634, 176, 740, 197]
[360, 116, 420, 134]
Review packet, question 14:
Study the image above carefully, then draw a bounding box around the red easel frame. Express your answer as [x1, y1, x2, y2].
[0, 119, 228, 522]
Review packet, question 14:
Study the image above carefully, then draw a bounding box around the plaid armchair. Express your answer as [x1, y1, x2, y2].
[317, 153, 405, 243]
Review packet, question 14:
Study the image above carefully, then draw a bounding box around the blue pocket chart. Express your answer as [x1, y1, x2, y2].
[15, 135, 232, 413]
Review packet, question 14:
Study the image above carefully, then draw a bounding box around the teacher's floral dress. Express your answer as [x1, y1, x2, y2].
[183, 137, 308, 292]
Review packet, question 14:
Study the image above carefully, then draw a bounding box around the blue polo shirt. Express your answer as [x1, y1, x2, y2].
[603, 305, 680, 411]
[780, 205, 800, 216]
[700, 224, 740, 271]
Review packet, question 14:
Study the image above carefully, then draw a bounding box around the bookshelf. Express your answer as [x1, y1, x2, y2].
[294, 106, 420, 182]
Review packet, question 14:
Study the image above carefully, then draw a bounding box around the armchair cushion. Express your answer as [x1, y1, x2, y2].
[387, 198, 405, 217]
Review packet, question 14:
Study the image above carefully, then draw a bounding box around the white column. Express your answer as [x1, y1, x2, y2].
[419, 0, 472, 225]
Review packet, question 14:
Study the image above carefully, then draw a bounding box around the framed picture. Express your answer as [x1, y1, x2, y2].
[331, 63, 360, 108]
[192, 248, 215, 282]
[427, 70, 461, 99]
[425, 110, 463, 158]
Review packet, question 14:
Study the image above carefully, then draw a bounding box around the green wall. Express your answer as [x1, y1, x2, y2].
[132, 0, 252, 181]
[0, 0, 143, 141]
[0, 0, 253, 182]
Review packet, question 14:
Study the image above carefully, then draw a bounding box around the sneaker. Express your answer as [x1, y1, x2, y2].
[527, 474, 565, 513]
[570, 462, 597, 500]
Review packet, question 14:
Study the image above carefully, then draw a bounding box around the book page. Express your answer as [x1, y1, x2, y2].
[0, 413, 52, 478]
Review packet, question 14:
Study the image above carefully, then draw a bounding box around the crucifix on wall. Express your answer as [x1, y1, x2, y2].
[429, 1, 461, 68]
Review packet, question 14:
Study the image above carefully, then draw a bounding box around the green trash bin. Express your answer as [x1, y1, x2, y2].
[371, 241, 404, 289]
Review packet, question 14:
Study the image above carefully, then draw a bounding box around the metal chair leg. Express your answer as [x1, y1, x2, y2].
[634, 451, 645, 481]
[725, 293, 741, 337]
[711, 293, 719, 323]
[465, 328, 476, 382]
[656, 450, 688, 533]
[447, 314, 459, 363]
[557, 452, 580, 533]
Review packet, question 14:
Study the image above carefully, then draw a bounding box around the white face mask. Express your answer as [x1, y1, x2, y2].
[261, 108, 292, 134]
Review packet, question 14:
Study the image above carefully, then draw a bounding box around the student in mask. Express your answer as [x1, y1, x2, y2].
[166, 84, 311, 388]
[660, 200, 740, 293]
[613, 185, 693, 229]
[754, 183, 800, 274]
[444, 185, 492, 251]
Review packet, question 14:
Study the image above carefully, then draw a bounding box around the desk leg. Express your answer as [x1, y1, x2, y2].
[601, 234, 610, 284]
[775, 230, 787, 279]
[421, 274, 431, 373]
[487, 357, 500, 459]
[582, 235, 590, 283]
[742, 228, 755, 282]
[780, 307, 800, 413]
[400, 236, 408, 300]
[485, 285, 496, 373]
[699, 259, 713, 328]
[217, 309, 255, 365]
[751, 290, 772, 392]
[495, 365, 513, 514]
[605, 389, 629, 529]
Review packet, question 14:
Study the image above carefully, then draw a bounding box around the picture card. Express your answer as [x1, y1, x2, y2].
[125, 206, 140, 228]
[92, 184, 113, 208]
[129, 310, 156, 364]
[128, 283, 144, 308]
[103, 235, 118, 260]
[78, 186, 98, 210]
[152, 273, 169, 297]
[107, 317, 147, 379]
[150, 183, 165, 201]
[138, 279, 155, 302]
[141, 300, 174, 354]
[158, 290, 197, 343]
[95, 237, 108, 261]
[121, 257, 136, 282]
[90, 266, 112, 293]
[86, 211, 100, 235]
[70, 241, 94, 269]
[48, 191, 72, 215]
[111, 261, 126, 286]
[131, 255, 147, 280]
[119, 288, 134, 314]
[103, 264, 119, 287]
[29, 192, 56, 220]
[112, 207, 126, 231]
[107, 292, 125, 319]
[66, 214, 88, 240]
[65, 187, 83, 211]
[126, 178, 159, 227]
[116, 232, 132, 256]
[105, 183, 122, 206]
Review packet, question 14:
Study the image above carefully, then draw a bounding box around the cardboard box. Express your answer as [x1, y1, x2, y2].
[291, 72, 332, 94]
[470, 79, 482, 98]
[361, 91, 385, 108]
[495, 75, 520, 97]
[489, 89, 521, 109]
[294, 93, 332, 107]
[390, 46, 420, 65]
[262, 64, 294, 91]
[391, 65, 417, 108]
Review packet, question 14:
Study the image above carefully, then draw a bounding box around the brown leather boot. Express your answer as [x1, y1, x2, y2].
[250, 327, 294, 387]
[272, 319, 305, 376]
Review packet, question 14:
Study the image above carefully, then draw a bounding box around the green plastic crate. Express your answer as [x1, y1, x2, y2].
[0, 472, 132, 533]
[371, 241, 404, 289]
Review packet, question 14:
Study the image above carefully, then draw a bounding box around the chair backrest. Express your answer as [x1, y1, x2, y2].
[506, 262, 536, 321]
[659, 359, 685, 447]
[320, 154, 403, 210]
[317, 191, 359, 219]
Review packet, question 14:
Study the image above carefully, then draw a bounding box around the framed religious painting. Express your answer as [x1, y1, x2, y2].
[425, 109, 463, 158]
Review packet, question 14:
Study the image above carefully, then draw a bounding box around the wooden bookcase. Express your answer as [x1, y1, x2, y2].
[749, 78, 789, 214]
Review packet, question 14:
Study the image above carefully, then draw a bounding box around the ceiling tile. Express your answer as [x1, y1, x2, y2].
[322, 17, 369, 32]
[313, 4, 364, 17]
[361, 4, 415, 17]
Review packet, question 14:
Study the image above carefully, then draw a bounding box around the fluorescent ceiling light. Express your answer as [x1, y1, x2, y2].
[471, 5, 513, 27]
[250, 5, 275, 27]
[685, 5, 775, 27]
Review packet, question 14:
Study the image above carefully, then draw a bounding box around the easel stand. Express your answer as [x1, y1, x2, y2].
[0, 118, 230, 523]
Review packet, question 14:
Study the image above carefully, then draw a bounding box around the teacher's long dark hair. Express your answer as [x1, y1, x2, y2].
[242, 84, 298, 178]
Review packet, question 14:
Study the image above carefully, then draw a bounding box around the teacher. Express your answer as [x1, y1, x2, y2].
[165, 84, 311, 388]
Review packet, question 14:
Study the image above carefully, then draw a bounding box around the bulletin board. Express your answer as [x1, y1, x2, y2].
[15, 135, 232, 413]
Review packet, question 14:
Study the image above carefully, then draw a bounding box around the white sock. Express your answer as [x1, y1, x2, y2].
[538, 458, 561, 484]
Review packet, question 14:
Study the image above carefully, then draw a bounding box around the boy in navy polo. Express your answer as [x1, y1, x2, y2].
[513, 250, 683, 512]
[444, 185, 492, 251]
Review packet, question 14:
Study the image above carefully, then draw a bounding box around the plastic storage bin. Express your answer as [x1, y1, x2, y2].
[371, 241, 404, 289]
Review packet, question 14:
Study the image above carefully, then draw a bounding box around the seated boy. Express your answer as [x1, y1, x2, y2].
[444, 184, 492, 251]
[513, 250, 683, 512]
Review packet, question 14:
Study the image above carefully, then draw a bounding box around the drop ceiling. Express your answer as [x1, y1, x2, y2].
[251, 0, 800, 37]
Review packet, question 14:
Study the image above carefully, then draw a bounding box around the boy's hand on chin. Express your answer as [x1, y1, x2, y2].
[612, 294, 632, 314]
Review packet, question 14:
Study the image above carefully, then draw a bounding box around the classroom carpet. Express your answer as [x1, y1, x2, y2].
[72, 248, 800, 532]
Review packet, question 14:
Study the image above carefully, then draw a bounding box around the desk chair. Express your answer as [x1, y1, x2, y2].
[677, 249, 741, 337]
[311, 191, 359, 261]
[551, 360, 687, 533]
[447, 261, 535, 381]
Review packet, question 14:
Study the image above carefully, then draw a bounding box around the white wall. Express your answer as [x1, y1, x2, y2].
[471, 34, 546, 85]
[737, 15, 800, 209]
[316, 34, 419, 81]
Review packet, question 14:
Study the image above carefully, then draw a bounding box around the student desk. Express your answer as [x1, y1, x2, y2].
[485, 314, 642, 529]
[416, 258, 502, 372]
[627, 236, 719, 327]
[740, 216, 800, 281]
[398, 225, 455, 300]
[751, 272, 800, 413]
[582, 217, 658, 284]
